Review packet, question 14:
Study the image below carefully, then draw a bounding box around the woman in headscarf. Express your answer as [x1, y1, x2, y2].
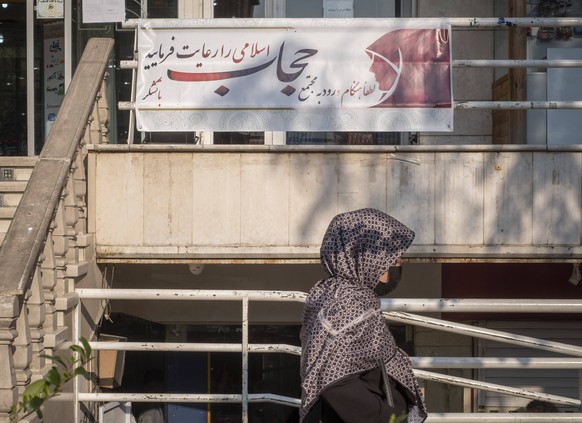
[300, 208, 427, 423]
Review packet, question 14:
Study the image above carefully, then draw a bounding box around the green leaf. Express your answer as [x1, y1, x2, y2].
[80, 337, 92, 359]
[74, 366, 90, 379]
[26, 395, 43, 413]
[45, 367, 62, 386]
[22, 380, 47, 400]
[70, 344, 84, 356]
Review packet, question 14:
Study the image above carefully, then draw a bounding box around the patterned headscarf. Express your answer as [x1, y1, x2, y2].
[299, 208, 427, 422]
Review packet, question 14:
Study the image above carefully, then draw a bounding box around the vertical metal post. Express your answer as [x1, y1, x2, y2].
[64, 0, 72, 90]
[26, 0, 35, 156]
[73, 298, 81, 422]
[127, 27, 139, 145]
[242, 298, 249, 423]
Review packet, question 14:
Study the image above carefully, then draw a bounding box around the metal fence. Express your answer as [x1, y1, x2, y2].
[71, 289, 582, 423]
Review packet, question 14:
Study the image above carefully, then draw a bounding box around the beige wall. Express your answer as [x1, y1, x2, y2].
[89, 147, 582, 262]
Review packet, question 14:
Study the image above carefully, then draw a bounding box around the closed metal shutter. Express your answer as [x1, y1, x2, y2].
[477, 321, 582, 412]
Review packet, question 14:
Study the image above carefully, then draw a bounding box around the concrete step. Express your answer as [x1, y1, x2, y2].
[0, 192, 24, 207]
[0, 219, 10, 233]
[0, 156, 38, 167]
[0, 156, 37, 181]
[0, 181, 29, 193]
[0, 207, 16, 219]
[0, 158, 36, 249]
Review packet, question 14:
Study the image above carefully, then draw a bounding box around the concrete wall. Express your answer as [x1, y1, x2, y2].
[89, 146, 582, 262]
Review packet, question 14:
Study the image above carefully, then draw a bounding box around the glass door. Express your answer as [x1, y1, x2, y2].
[0, 1, 28, 155]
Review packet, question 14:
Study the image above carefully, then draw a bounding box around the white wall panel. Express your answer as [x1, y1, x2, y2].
[386, 153, 436, 245]
[90, 147, 582, 261]
[435, 153, 484, 245]
[484, 152, 533, 245]
[192, 154, 241, 246]
[289, 154, 338, 247]
[240, 154, 290, 246]
[95, 153, 144, 246]
[533, 152, 582, 245]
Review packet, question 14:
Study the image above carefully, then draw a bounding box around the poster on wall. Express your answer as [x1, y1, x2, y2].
[43, 23, 65, 139]
[324, 0, 354, 18]
[135, 18, 453, 132]
[37, 0, 64, 19]
[82, 0, 125, 23]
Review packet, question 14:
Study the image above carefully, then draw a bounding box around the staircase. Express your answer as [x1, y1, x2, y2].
[0, 157, 38, 247]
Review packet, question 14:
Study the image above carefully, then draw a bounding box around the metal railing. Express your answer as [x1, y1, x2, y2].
[73, 289, 582, 423]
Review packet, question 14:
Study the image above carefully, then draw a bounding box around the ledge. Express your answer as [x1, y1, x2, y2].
[87, 143, 582, 154]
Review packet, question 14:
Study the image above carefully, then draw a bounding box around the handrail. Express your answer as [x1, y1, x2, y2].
[74, 289, 582, 422]
[0, 38, 114, 296]
[0, 38, 113, 423]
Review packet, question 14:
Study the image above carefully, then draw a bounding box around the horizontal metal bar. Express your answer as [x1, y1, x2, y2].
[120, 60, 137, 69]
[248, 393, 300, 407]
[456, 101, 582, 109]
[76, 288, 307, 302]
[380, 298, 582, 313]
[118, 101, 134, 111]
[89, 341, 301, 355]
[122, 17, 582, 29]
[383, 312, 582, 357]
[78, 393, 242, 403]
[411, 357, 582, 369]
[87, 342, 582, 368]
[120, 101, 582, 112]
[82, 290, 582, 313]
[453, 59, 582, 68]
[121, 59, 582, 70]
[414, 370, 581, 406]
[75, 392, 299, 406]
[425, 414, 582, 423]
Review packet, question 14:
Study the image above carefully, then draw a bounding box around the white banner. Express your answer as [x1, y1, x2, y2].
[135, 18, 453, 132]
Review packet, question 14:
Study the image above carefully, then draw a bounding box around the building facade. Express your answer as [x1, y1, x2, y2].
[1, 1, 582, 422]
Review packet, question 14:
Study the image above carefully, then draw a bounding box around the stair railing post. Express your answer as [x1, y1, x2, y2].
[0, 296, 19, 423]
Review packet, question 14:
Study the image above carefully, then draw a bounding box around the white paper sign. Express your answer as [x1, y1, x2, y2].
[82, 0, 125, 23]
[37, 0, 64, 19]
[324, 0, 354, 18]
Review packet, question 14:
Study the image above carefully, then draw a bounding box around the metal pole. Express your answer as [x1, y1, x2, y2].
[26, 0, 35, 156]
[380, 298, 582, 313]
[88, 341, 301, 355]
[383, 311, 582, 357]
[242, 297, 249, 423]
[414, 370, 580, 407]
[73, 296, 81, 423]
[424, 414, 582, 422]
[76, 288, 307, 302]
[456, 101, 582, 109]
[453, 59, 582, 68]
